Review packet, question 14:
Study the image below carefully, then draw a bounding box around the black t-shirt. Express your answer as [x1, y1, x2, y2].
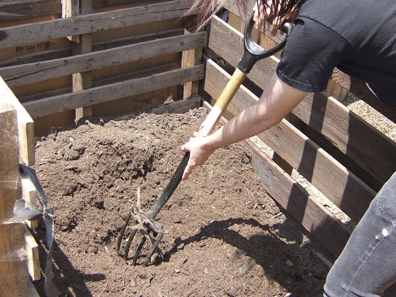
[277, 0, 396, 105]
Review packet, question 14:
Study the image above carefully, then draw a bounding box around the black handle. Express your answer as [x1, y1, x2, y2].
[238, 15, 293, 73]
[148, 151, 190, 219]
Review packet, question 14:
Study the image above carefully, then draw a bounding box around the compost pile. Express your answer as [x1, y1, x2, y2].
[35, 107, 328, 297]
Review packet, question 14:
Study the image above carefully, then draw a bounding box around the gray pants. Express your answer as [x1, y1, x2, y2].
[324, 172, 396, 297]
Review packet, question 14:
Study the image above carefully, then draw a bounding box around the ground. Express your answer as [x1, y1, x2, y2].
[35, 106, 328, 297]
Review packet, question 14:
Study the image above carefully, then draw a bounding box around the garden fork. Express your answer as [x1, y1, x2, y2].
[116, 15, 293, 265]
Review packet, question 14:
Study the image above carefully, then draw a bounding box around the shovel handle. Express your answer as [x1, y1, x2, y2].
[197, 68, 246, 137]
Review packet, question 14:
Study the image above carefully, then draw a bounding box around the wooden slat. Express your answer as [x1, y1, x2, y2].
[0, 0, 60, 21]
[0, 0, 194, 49]
[2, 32, 207, 87]
[94, 0, 161, 9]
[293, 93, 396, 188]
[150, 95, 201, 114]
[70, 0, 95, 120]
[181, 30, 204, 99]
[248, 137, 350, 259]
[0, 223, 37, 297]
[25, 229, 41, 281]
[89, 59, 179, 117]
[21, 176, 39, 229]
[0, 103, 36, 296]
[24, 65, 204, 118]
[208, 15, 396, 187]
[0, 103, 19, 220]
[0, 77, 35, 166]
[205, 59, 375, 222]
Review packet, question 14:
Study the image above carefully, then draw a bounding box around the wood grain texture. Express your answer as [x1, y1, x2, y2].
[0, 77, 35, 166]
[181, 30, 205, 99]
[25, 229, 41, 281]
[205, 59, 376, 222]
[24, 65, 204, 118]
[21, 176, 39, 229]
[0, 223, 33, 297]
[0, 104, 18, 220]
[2, 32, 207, 87]
[248, 137, 350, 260]
[70, 0, 95, 120]
[0, 0, 60, 22]
[0, 0, 194, 48]
[208, 15, 396, 186]
[0, 104, 36, 297]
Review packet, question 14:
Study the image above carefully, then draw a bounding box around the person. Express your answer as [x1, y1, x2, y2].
[181, 0, 396, 296]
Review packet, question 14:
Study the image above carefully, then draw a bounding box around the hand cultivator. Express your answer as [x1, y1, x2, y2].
[116, 15, 293, 265]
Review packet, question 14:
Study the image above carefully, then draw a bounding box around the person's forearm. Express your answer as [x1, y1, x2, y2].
[204, 100, 276, 150]
[203, 77, 306, 151]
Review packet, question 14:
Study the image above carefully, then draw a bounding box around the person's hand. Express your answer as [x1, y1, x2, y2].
[181, 135, 216, 180]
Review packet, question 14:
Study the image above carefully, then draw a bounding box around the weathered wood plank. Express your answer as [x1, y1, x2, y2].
[0, 103, 37, 296]
[0, 0, 60, 21]
[248, 137, 350, 259]
[0, 0, 194, 49]
[293, 93, 396, 188]
[208, 15, 396, 186]
[0, 104, 19, 220]
[0, 223, 36, 297]
[88, 61, 180, 118]
[94, 0, 161, 9]
[0, 77, 35, 166]
[21, 175, 39, 229]
[181, 30, 204, 99]
[205, 59, 375, 222]
[151, 95, 201, 114]
[24, 65, 204, 118]
[2, 32, 207, 87]
[69, 0, 95, 120]
[25, 229, 41, 281]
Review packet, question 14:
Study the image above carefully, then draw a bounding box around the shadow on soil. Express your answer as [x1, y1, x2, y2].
[164, 217, 326, 297]
[51, 242, 105, 297]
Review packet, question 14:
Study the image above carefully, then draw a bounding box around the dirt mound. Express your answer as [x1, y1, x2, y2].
[35, 107, 328, 297]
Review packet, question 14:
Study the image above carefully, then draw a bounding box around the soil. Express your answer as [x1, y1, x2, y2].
[35, 106, 328, 297]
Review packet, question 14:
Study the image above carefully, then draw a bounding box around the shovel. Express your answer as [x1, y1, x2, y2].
[116, 15, 293, 265]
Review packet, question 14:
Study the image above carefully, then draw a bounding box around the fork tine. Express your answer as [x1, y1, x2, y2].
[136, 187, 141, 209]
[116, 213, 132, 255]
[145, 233, 164, 266]
[132, 236, 147, 265]
[123, 229, 138, 260]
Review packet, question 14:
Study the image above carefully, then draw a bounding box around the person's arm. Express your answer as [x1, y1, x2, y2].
[181, 75, 307, 180]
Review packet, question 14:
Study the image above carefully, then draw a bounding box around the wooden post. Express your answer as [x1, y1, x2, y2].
[0, 78, 35, 166]
[181, 29, 203, 99]
[0, 103, 38, 297]
[0, 77, 40, 282]
[64, 0, 94, 121]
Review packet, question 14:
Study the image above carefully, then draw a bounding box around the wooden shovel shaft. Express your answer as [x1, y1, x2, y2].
[147, 68, 246, 220]
[197, 68, 246, 137]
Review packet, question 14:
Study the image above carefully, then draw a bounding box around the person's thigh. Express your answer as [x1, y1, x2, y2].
[324, 172, 396, 297]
